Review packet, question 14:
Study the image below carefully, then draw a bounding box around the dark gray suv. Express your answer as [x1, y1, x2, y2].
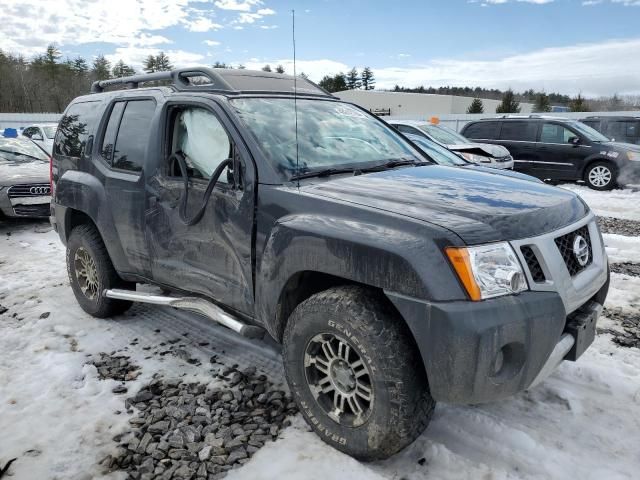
[51, 69, 609, 461]
[462, 116, 640, 190]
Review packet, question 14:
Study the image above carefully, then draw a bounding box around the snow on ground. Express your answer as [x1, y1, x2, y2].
[1, 185, 640, 480]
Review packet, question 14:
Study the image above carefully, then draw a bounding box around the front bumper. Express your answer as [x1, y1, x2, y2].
[0, 189, 50, 218]
[387, 282, 608, 404]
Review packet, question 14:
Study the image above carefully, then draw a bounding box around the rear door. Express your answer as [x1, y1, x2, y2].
[97, 97, 159, 277]
[144, 97, 257, 315]
[536, 122, 587, 180]
[496, 121, 539, 175]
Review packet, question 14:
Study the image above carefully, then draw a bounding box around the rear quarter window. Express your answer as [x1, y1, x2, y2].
[54, 101, 100, 158]
[112, 100, 156, 172]
[463, 121, 500, 139]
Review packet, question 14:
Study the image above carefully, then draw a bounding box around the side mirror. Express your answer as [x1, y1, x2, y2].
[569, 136, 580, 145]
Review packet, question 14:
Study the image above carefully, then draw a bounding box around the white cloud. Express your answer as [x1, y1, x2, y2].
[236, 8, 275, 24]
[474, 0, 555, 4]
[203, 40, 222, 46]
[185, 17, 223, 32]
[105, 47, 204, 70]
[247, 38, 640, 96]
[214, 0, 262, 11]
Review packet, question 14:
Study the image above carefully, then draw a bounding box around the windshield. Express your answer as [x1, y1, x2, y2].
[409, 136, 467, 166]
[568, 121, 610, 142]
[420, 124, 471, 145]
[43, 126, 57, 139]
[0, 138, 49, 163]
[230, 98, 423, 176]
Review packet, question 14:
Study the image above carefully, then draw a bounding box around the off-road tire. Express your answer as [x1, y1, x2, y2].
[67, 224, 133, 317]
[282, 285, 435, 461]
[585, 161, 617, 191]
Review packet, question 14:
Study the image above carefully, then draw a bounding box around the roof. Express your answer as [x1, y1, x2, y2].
[90, 67, 333, 98]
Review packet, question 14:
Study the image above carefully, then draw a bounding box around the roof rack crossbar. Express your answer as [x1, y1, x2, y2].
[90, 67, 237, 94]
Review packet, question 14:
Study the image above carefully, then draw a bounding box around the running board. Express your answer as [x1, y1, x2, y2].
[104, 289, 265, 339]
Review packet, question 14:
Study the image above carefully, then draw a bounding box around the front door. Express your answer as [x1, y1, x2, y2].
[145, 99, 256, 316]
[497, 121, 539, 176]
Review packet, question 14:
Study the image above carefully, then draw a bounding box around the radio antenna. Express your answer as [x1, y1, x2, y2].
[292, 9, 300, 188]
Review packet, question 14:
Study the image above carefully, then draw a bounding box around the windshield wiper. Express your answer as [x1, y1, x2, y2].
[291, 167, 359, 181]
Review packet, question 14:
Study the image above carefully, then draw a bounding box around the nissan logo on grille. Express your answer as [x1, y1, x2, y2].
[29, 186, 51, 195]
[572, 235, 590, 267]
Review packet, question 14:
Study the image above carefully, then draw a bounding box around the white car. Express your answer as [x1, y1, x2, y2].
[388, 119, 514, 169]
[21, 123, 58, 154]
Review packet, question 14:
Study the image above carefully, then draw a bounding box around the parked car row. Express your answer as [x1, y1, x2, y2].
[461, 116, 640, 190]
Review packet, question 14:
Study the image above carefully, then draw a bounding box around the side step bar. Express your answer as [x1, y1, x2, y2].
[104, 289, 265, 339]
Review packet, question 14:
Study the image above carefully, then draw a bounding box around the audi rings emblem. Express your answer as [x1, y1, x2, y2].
[30, 186, 51, 195]
[572, 235, 590, 267]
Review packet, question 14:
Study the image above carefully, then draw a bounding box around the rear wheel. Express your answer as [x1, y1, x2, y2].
[585, 162, 616, 190]
[282, 285, 435, 461]
[67, 224, 133, 317]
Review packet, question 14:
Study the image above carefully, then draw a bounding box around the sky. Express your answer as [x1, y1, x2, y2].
[0, 0, 639, 96]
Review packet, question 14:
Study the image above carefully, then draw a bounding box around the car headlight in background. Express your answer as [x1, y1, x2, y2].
[459, 152, 491, 163]
[627, 151, 640, 162]
[445, 242, 528, 301]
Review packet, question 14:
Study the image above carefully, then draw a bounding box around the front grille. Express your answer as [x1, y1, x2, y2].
[12, 204, 50, 217]
[555, 225, 592, 276]
[8, 183, 51, 198]
[521, 246, 546, 282]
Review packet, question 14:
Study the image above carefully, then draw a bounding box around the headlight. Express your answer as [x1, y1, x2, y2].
[445, 242, 528, 301]
[459, 152, 491, 163]
[627, 151, 640, 162]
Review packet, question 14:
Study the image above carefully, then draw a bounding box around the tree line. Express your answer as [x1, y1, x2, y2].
[317, 67, 375, 93]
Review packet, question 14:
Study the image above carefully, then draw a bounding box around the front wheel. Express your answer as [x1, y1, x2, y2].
[585, 162, 617, 190]
[282, 286, 435, 461]
[67, 224, 133, 317]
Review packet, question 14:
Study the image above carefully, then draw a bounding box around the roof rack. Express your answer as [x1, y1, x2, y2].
[90, 67, 235, 93]
[90, 66, 333, 98]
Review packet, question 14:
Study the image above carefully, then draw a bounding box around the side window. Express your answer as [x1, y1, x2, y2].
[112, 100, 156, 172]
[100, 102, 126, 165]
[22, 127, 35, 138]
[499, 121, 537, 142]
[54, 101, 100, 158]
[540, 123, 576, 144]
[396, 124, 422, 136]
[464, 122, 499, 139]
[169, 107, 232, 182]
[627, 122, 639, 139]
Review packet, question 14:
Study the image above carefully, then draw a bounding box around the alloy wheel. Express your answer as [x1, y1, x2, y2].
[588, 165, 612, 188]
[74, 247, 99, 300]
[304, 333, 374, 427]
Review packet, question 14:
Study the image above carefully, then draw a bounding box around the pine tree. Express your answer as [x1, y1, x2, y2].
[346, 67, 361, 90]
[495, 89, 520, 114]
[275, 64, 285, 74]
[262, 64, 272, 72]
[112, 60, 136, 77]
[72, 57, 88, 74]
[467, 98, 484, 114]
[361, 67, 375, 90]
[92, 55, 112, 81]
[533, 93, 551, 113]
[569, 94, 589, 112]
[318, 73, 347, 93]
[298, 72, 308, 79]
[237, 64, 246, 69]
[155, 52, 173, 71]
[607, 93, 622, 112]
[143, 55, 157, 73]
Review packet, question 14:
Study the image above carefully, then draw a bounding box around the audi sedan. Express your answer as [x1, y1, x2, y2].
[0, 137, 51, 218]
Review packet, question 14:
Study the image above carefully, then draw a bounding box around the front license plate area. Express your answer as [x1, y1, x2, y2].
[565, 302, 600, 361]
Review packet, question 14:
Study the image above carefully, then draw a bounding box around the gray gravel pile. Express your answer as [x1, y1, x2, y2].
[102, 366, 297, 480]
[597, 216, 640, 237]
[609, 262, 640, 277]
[599, 308, 640, 349]
[90, 352, 140, 383]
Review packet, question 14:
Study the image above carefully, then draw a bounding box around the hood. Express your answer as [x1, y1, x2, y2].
[465, 165, 543, 183]
[605, 141, 640, 153]
[304, 165, 587, 244]
[0, 160, 49, 186]
[447, 143, 510, 159]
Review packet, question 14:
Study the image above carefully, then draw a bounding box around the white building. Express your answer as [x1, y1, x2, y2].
[334, 90, 533, 118]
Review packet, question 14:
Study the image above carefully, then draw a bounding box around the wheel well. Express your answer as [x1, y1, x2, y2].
[65, 209, 97, 240]
[582, 158, 617, 179]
